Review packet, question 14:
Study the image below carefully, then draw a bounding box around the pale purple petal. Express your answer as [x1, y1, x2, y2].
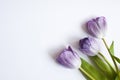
[86, 16, 107, 38]
[79, 37, 99, 56]
[87, 20, 100, 37]
[96, 16, 106, 28]
[96, 17, 107, 36]
[56, 46, 81, 68]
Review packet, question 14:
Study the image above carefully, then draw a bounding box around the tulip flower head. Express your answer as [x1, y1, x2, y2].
[86, 16, 107, 38]
[79, 37, 100, 56]
[56, 46, 81, 68]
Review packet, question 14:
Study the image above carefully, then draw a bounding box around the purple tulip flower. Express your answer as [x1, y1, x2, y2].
[56, 46, 81, 68]
[86, 16, 107, 38]
[79, 37, 100, 56]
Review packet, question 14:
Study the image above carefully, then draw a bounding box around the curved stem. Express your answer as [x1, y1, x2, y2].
[98, 52, 115, 72]
[102, 38, 119, 73]
[79, 67, 95, 80]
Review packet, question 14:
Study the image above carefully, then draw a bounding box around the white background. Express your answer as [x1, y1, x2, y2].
[0, 0, 120, 80]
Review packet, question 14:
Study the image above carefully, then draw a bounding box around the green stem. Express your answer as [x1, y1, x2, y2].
[79, 67, 95, 80]
[102, 38, 119, 73]
[98, 52, 115, 72]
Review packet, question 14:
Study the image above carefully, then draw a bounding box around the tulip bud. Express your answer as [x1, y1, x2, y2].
[56, 46, 81, 68]
[86, 16, 107, 38]
[79, 37, 100, 56]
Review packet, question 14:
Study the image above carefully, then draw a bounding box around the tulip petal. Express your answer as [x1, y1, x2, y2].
[96, 17, 106, 29]
[57, 46, 81, 68]
[87, 20, 100, 37]
[96, 17, 106, 36]
[86, 16, 107, 38]
[79, 37, 99, 56]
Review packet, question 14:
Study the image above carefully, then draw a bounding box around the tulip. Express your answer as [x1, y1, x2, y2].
[56, 46, 81, 68]
[79, 37, 100, 56]
[86, 16, 106, 38]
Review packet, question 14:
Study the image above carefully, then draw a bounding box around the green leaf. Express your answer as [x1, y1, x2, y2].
[115, 76, 119, 80]
[113, 55, 120, 64]
[115, 72, 120, 80]
[89, 55, 116, 79]
[80, 58, 108, 80]
[109, 41, 114, 55]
